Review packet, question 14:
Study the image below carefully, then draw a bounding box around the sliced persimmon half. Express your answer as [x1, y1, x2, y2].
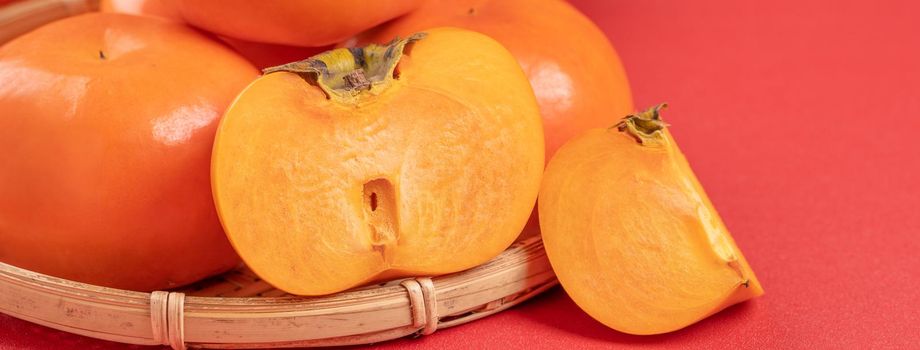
[211, 28, 544, 296]
[539, 104, 763, 335]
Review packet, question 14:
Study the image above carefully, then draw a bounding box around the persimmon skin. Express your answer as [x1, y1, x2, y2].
[538, 107, 763, 335]
[212, 28, 544, 296]
[352, 0, 633, 161]
[100, 0, 182, 21]
[99, 2, 328, 69]
[177, 0, 426, 47]
[0, 13, 257, 291]
[219, 37, 330, 70]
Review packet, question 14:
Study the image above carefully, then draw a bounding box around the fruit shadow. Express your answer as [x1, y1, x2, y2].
[518, 286, 757, 345]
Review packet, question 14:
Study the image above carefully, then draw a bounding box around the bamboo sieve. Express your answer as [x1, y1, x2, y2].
[0, 237, 556, 349]
[0, 1, 558, 348]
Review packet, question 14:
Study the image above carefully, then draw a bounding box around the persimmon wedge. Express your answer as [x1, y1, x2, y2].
[212, 28, 545, 296]
[539, 105, 763, 335]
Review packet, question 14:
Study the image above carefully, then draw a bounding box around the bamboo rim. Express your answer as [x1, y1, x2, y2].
[0, 237, 556, 349]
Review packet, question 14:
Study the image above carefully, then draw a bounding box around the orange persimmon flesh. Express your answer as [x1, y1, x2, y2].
[539, 105, 763, 335]
[212, 28, 544, 296]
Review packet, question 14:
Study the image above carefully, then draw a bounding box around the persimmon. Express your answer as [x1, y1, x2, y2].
[99, 0, 182, 21]
[538, 105, 763, 335]
[0, 13, 257, 291]
[98, 1, 328, 70]
[219, 37, 330, 70]
[176, 0, 426, 47]
[352, 0, 633, 160]
[212, 28, 544, 296]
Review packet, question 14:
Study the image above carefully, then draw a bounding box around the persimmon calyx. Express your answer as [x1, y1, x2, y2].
[263, 33, 426, 101]
[614, 103, 670, 146]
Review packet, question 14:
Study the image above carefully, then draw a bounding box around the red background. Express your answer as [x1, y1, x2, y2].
[2, 0, 919, 349]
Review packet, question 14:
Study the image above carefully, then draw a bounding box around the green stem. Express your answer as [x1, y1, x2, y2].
[614, 103, 670, 146]
[263, 33, 427, 101]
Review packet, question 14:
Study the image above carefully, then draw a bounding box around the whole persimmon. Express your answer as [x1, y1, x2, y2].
[538, 105, 763, 335]
[212, 28, 545, 296]
[99, 0, 327, 69]
[0, 13, 257, 291]
[99, 0, 182, 21]
[176, 0, 426, 47]
[219, 37, 330, 70]
[352, 0, 633, 160]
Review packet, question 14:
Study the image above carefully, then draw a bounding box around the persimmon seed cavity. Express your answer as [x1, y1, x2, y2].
[363, 178, 398, 259]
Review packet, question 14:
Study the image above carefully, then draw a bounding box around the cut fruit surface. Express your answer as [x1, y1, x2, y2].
[212, 28, 545, 296]
[538, 105, 763, 335]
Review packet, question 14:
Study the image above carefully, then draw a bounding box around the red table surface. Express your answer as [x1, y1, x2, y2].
[3, 0, 919, 349]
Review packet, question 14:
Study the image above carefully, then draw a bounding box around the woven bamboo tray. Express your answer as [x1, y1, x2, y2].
[0, 1, 559, 348]
[0, 237, 556, 349]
